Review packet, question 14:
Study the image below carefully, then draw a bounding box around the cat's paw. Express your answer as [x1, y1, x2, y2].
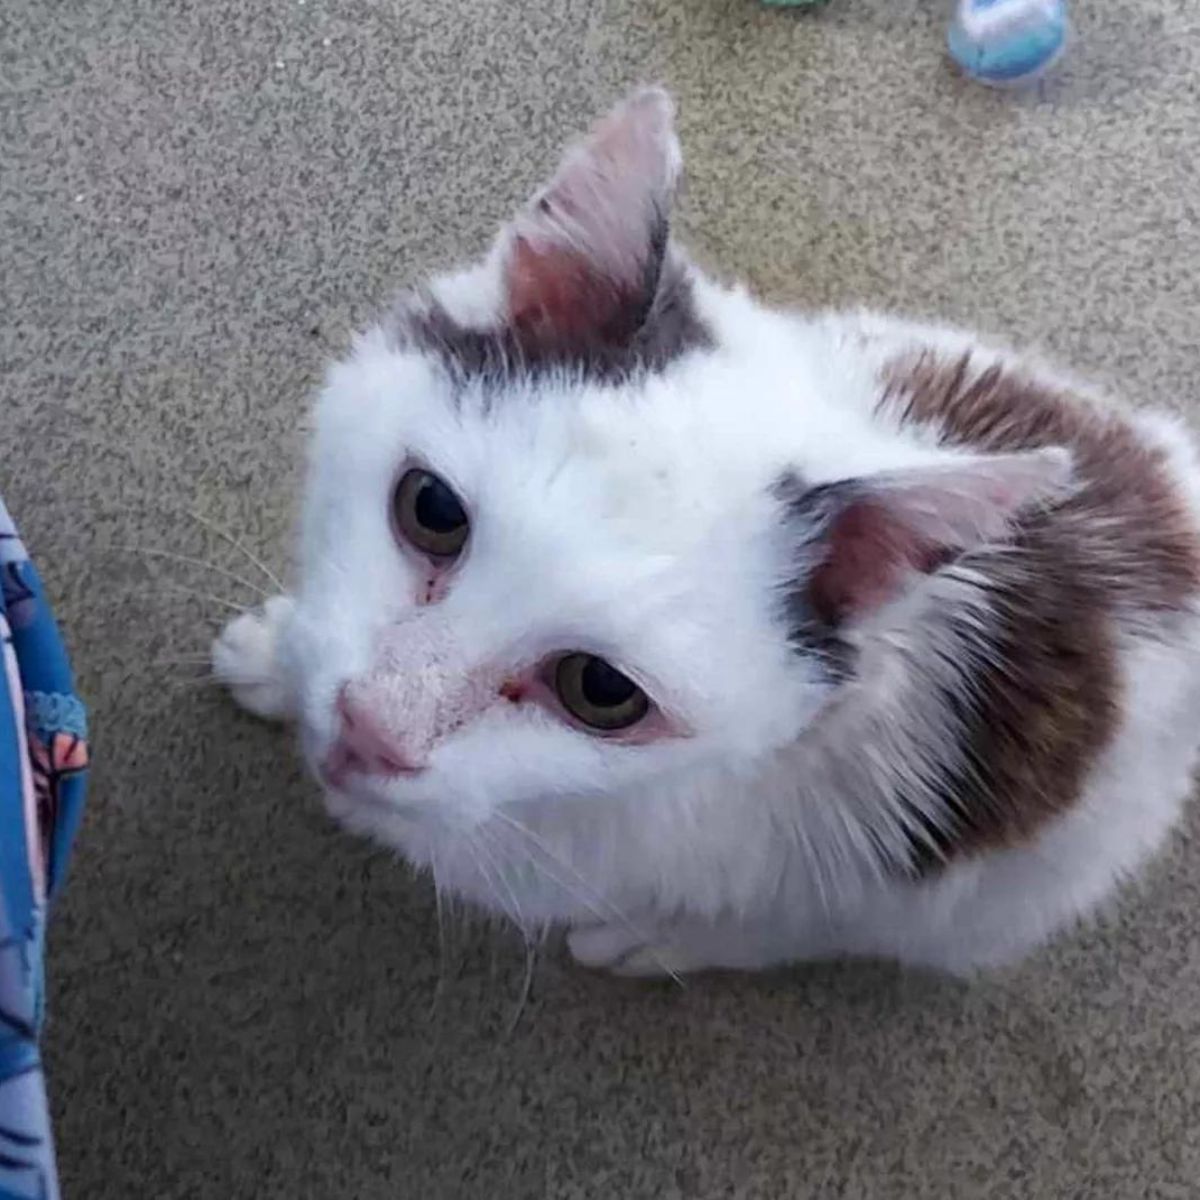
[567, 923, 647, 969]
[611, 944, 698, 979]
[567, 923, 695, 978]
[569, 918, 792, 977]
[212, 595, 296, 722]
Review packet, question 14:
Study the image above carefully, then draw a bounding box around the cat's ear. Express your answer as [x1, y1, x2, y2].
[498, 87, 682, 347]
[785, 449, 1072, 627]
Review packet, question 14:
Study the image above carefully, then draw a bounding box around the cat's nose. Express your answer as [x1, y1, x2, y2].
[324, 687, 427, 783]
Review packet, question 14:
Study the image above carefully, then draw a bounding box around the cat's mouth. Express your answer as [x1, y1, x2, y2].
[301, 723, 422, 818]
[318, 758, 418, 812]
[320, 770, 425, 830]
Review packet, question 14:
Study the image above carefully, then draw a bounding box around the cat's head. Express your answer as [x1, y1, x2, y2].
[288, 90, 1068, 846]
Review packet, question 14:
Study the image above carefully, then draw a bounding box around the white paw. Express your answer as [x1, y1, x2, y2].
[567, 923, 648, 969]
[567, 923, 695, 978]
[212, 594, 295, 721]
[611, 944, 697, 979]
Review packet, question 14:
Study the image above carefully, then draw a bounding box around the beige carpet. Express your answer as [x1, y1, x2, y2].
[4, 0, 1200, 1196]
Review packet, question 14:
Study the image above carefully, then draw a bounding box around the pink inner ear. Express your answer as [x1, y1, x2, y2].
[808, 499, 952, 625]
[801, 449, 1070, 627]
[498, 88, 680, 348]
[508, 236, 626, 342]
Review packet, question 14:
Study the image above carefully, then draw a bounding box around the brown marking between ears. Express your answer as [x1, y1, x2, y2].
[875, 352, 1200, 871]
[394, 246, 710, 392]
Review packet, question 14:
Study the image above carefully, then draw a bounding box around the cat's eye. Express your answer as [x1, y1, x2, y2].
[554, 653, 650, 732]
[392, 468, 469, 559]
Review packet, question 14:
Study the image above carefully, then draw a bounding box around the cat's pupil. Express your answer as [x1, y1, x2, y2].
[581, 657, 637, 708]
[415, 477, 466, 533]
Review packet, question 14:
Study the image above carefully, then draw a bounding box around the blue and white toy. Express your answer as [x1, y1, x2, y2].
[947, 0, 1070, 87]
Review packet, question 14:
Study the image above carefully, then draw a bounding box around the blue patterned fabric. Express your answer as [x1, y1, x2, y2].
[0, 496, 89, 1200]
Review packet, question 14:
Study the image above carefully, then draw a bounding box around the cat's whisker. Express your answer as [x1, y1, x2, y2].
[156, 580, 248, 615]
[471, 827, 531, 943]
[428, 850, 451, 1019]
[505, 841, 683, 989]
[460, 833, 544, 1031]
[311, 547, 352, 582]
[506, 938, 537, 1039]
[489, 810, 685, 988]
[110, 545, 270, 601]
[185, 509, 286, 594]
[471, 827, 540, 1036]
[149, 657, 217, 676]
[487, 816, 619, 926]
[159, 674, 224, 691]
[461, 836, 521, 935]
[66, 492, 285, 594]
[486, 819, 609, 929]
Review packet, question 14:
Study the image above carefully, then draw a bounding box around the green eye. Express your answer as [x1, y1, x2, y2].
[554, 653, 650, 732]
[393, 468, 469, 559]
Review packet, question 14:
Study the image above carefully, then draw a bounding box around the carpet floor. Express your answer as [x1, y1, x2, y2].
[3, 1, 1200, 1196]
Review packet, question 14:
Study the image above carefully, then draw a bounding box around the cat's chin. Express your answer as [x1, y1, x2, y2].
[317, 768, 462, 862]
[323, 784, 421, 844]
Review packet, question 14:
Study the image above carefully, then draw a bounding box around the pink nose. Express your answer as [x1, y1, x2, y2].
[323, 687, 426, 785]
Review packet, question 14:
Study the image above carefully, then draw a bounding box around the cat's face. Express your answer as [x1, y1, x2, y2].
[287, 90, 828, 842]
[287, 90, 1069, 850]
[290, 321, 831, 838]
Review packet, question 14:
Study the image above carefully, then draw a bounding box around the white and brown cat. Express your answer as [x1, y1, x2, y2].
[214, 89, 1200, 975]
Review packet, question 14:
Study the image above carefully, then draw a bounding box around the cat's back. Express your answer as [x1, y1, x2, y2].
[787, 312, 1200, 970]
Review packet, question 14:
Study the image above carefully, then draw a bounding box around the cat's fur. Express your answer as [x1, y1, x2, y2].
[214, 89, 1200, 975]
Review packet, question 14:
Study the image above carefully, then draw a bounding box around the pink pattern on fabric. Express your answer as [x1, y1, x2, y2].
[28, 732, 88, 881]
[0, 612, 42, 903]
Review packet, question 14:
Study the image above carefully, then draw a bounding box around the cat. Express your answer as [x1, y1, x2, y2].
[214, 88, 1200, 975]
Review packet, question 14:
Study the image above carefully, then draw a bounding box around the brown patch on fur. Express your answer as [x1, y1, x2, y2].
[880, 352, 1200, 613]
[901, 540, 1121, 871]
[874, 352, 1200, 870]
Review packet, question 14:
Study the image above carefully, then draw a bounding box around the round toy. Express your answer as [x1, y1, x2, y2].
[947, 0, 1070, 87]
